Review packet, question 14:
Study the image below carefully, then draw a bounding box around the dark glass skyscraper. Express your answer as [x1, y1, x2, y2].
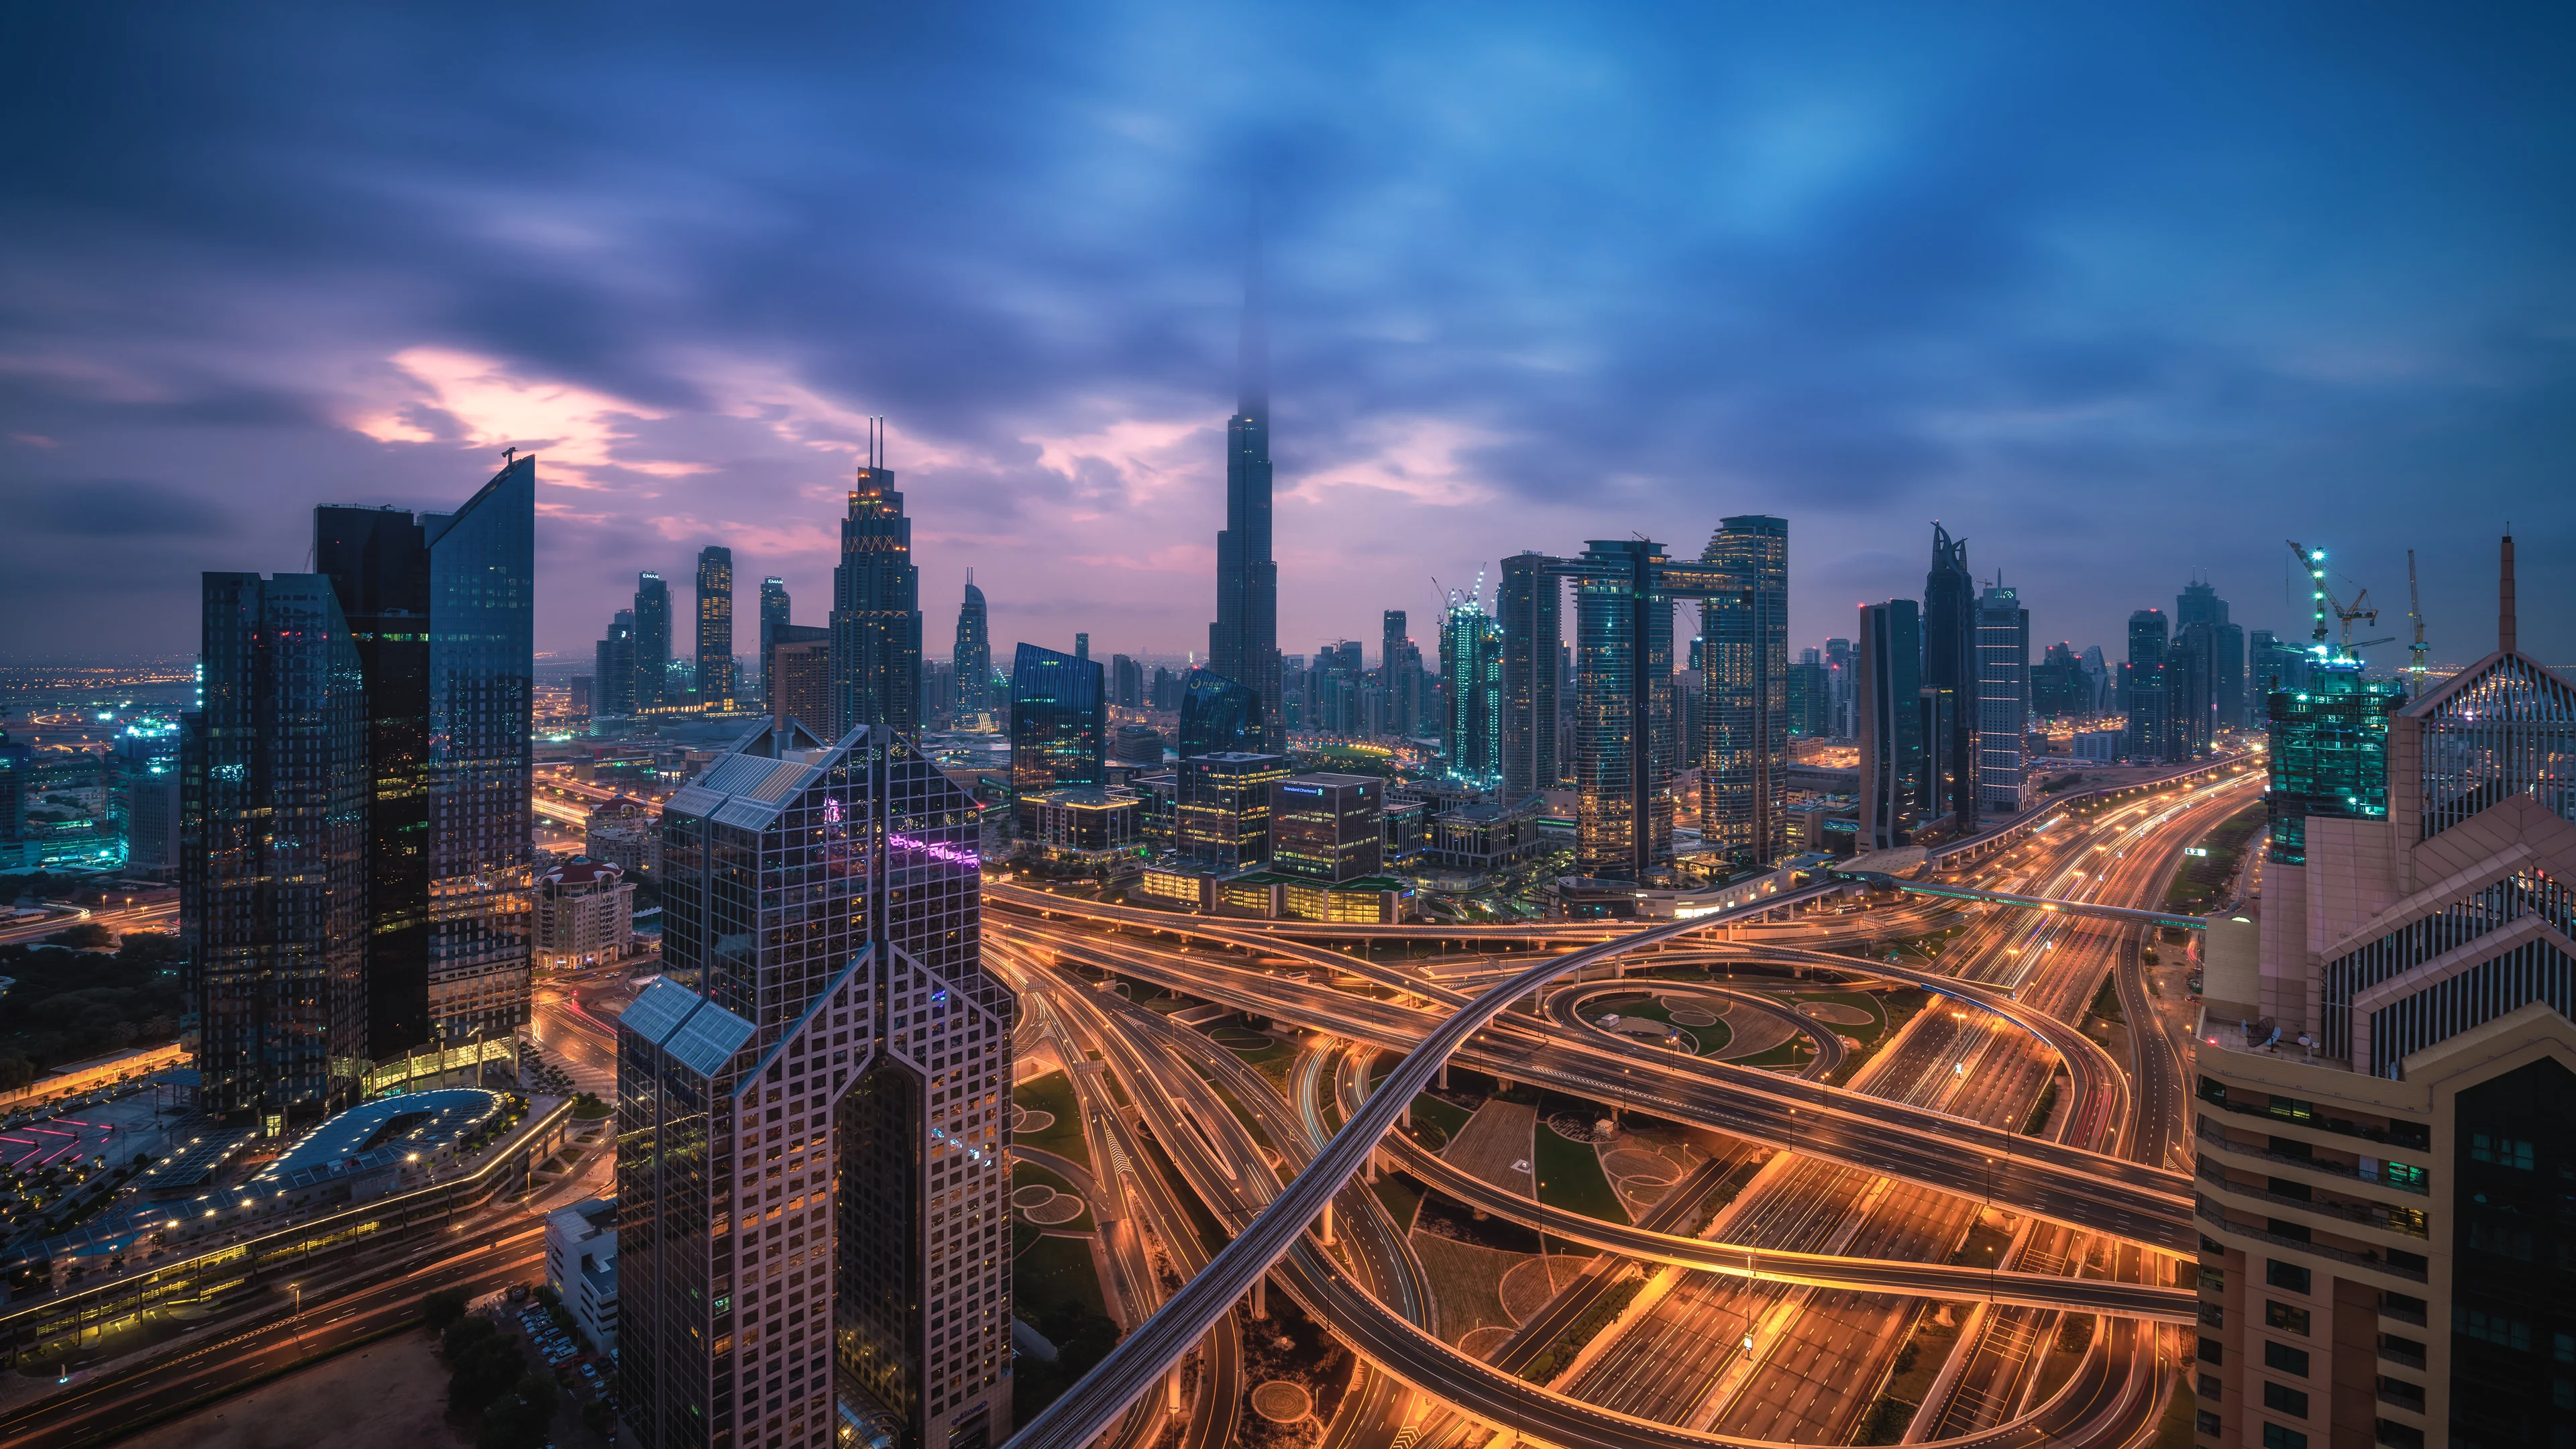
[1009, 643, 1105, 798]
[313, 458, 534, 1053]
[618, 721, 1011, 1449]
[1178, 668, 1264, 759]
[953, 572, 991, 715]
[831, 421, 923, 736]
[759, 576, 790, 706]
[184, 572, 369, 1122]
[1922, 523, 1977, 833]
[1858, 599, 1924, 850]
[596, 608, 638, 717]
[697, 545, 735, 706]
[1208, 230, 1281, 751]
[1568, 541, 1678, 881]
[1700, 515, 1789, 865]
[1974, 582, 2030, 812]
[2127, 608, 2170, 761]
[1499, 552, 1560, 802]
[635, 570, 672, 710]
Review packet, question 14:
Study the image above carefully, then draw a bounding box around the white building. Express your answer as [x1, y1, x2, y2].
[545, 1195, 619, 1355]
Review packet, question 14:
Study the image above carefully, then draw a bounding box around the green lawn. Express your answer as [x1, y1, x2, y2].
[1535, 1121, 1629, 1224]
[1011, 1159, 1095, 1232]
[1013, 1232, 1109, 1322]
[1371, 1171, 1424, 1234]
[1407, 1091, 1472, 1150]
[1014, 1070, 1091, 1170]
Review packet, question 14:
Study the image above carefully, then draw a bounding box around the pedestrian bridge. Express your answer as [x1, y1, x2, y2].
[1832, 871, 2207, 932]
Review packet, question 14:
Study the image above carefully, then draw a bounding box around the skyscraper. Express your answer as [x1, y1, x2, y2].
[1858, 600, 1923, 850]
[1700, 515, 1789, 865]
[596, 608, 638, 718]
[831, 419, 923, 737]
[2176, 574, 2247, 727]
[1499, 553, 1561, 802]
[693, 545, 735, 706]
[617, 721, 1011, 1449]
[1110, 653, 1142, 709]
[1922, 523, 1978, 833]
[1207, 226, 1281, 751]
[2030, 641, 2087, 719]
[1567, 541, 1677, 881]
[769, 624, 833, 735]
[2126, 608, 2169, 761]
[759, 576, 790, 707]
[953, 572, 991, 715]
[1824, 636, 1856, 739]
[184, 571, 369, 1121]
[1178, 668, 1263, 759]
[1974, 582, 2030, 813]
[635, 571, 673, 710]
[1379, 610, 1422, 739]
[314, 459, 535, 1055]
[1009, 644, 1106, 800]
[1440, 587, 1504, 788]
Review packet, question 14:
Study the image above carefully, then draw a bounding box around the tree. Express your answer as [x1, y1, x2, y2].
[477, 1373, 557, 1449]
[443, 1319, 526, 1417]
[424, 1287, 470, 1333]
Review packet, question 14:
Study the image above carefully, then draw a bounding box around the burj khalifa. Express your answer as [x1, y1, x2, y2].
[1207, 228, 1282, 751]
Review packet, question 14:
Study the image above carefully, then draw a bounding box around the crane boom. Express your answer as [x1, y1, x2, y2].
[2284, 539, 2378, 657]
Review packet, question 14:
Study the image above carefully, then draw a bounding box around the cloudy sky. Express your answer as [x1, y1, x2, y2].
[3, 3, 2571, 668]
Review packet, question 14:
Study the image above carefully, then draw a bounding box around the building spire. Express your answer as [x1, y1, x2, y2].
[1238, 198, 1267, 423]
[2501, 529, 2518, 655]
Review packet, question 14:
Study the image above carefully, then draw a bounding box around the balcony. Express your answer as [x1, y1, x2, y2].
[2196, 1119, 2428, 1195]
[2194, 1195, 2428, 1282]
[2194, 1160, 2428, 1239]
[2196, 1081, 2430, 1151]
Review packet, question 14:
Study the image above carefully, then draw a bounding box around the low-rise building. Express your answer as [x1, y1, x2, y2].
[535, 858, 635, 971]
[545, 1195, 619, 1356]
[584, 796, 659, 877]
[1270, 773, 1384, 882]
[1022, 788, 1142, 869]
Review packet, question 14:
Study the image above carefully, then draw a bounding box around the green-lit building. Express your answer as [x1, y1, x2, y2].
[2265, 659, 2408, 865]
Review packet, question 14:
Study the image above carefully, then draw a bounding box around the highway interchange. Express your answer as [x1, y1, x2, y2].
[998, 761, 2257, 1449]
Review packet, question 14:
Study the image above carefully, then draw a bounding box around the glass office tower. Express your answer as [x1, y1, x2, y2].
[1858, 599, 1924, 850]
[2127, 608, 2170, 762]
[636, 571, 673, 710]
[598, 609, 639, 718]
[831, 421, 923, 735]
[2266, 660, 2406, 865]
[1440, 590, 1504, 788]
[184, 572, 369, 1122]
[1178, 668, 1264, 759]
[1923, 523, 1978, 833]
[619, 722, 1012, 1449]
[311, 458, 533, 1055]
[1008, 644, 1105, 799]
[1570, 540, 1677, 881]
[1499, 552, 1560, 801]
[1700, 515, 1789, 865]
[1177, 752, 1291, 872]
[953, 574, 991, 716]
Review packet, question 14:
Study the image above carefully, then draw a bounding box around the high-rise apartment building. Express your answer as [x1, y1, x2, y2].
[184, 572, 369, 1122]
[1824, 636, 1856, 739]
[2195, 539, 2576, 1449]
[1858, 600, 1923, 850]
[2126, 609, 2170, 762]
[1110, 654, 1142, 709]
[1922, 523, 1978, 833]
[617, 721, 1012, 1449]
[2178, 575, 2247, 729]
[1499, 553, 1560, 801]
[1440, 588, 1504, 788]
[1786, 653, 1831, 739]
[313, 459, 534, 1054]
[2251, 629, 2308, 707]
[953, 573, 991, 716]
[768, 625, 833, 736]
[1008, 644, 1104, 804]
[636, 571, 673, 710]
[1974, 582, 2029, 813]
[698, 545, 735, 706]
[1699, 515, 1789, 865]
[2030, 641, 2088, 720]
[1178, 669, 1263, 759]
[830, 421, 922, 736]
[758, 577, 790, 707]
[1207, 232, 1281, 751]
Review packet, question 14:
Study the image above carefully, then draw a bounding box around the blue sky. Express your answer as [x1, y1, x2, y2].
[3, 3, 2571, 666]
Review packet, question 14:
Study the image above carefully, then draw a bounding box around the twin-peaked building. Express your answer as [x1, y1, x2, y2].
[616, 721, 1013, 1449]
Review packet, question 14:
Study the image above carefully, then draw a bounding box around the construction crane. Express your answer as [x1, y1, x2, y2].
[2406, 548, 2429, 698]
[2284, 539, 2377, 657]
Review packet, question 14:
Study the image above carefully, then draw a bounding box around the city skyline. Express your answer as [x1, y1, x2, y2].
[4, 9, 2573, 669]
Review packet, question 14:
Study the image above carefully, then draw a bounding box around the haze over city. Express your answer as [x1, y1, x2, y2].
[3, 4, 2571, 665]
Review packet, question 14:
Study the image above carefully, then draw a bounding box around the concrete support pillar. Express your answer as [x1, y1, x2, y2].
[1251, 1273, 1267, 1319]
[1436, 1061, 1448, 1091]
[1166, 1369, 1184, 1411]
[1320, 1199, 1336, 1246]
